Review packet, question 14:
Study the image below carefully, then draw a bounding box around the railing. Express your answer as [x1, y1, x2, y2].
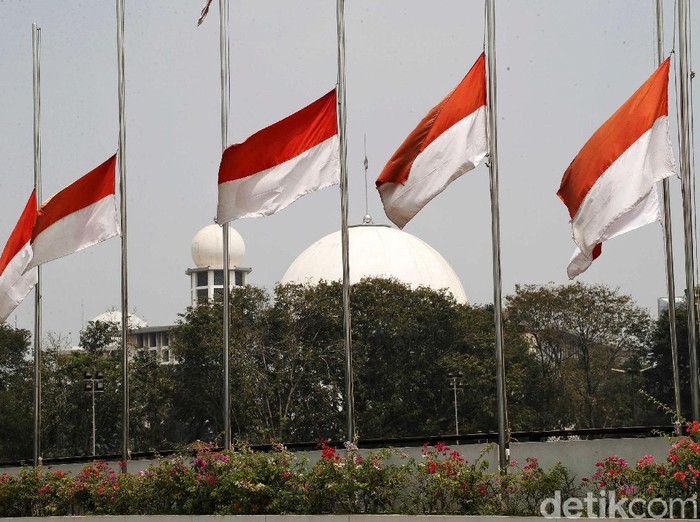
[0, 425, 675, 469]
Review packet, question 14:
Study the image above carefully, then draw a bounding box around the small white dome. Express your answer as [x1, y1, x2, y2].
[191, 223, 245, 268]
[91, 310, 148, 329]
[281, 224, 467, 303]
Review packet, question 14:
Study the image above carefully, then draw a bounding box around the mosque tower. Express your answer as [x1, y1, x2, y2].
[186, 223, 252, 306]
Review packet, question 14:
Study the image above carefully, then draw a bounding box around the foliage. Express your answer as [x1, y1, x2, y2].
[41, 345, 122, 458]
[304, 441, 409, 513]
[0, 442, 579, 517]
[8, 430, 700, 517]
[0, 324, 32, 461]
[0, 280, 670, 462]
[496, 457, 578, 515]
[506, 282, 654, 429]
[406, 441, 492, 514]
[79, 320, 119, 353]
[643, 306, 691, 423]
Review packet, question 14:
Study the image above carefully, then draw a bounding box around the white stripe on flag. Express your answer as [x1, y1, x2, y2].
[28, 195, 119, 270]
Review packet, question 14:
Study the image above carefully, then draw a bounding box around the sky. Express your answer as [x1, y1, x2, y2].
[0, 1, 698, 343]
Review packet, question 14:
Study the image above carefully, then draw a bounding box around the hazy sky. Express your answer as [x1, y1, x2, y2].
[1, 1, 697, 342]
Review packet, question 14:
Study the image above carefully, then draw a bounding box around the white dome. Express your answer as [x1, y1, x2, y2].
[91, 310, 148, 329]
[191, 223, 245, 268]
[281, 224, 467, 303]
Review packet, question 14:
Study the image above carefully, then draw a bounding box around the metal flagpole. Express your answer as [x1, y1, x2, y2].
[485, 0, 509, 471]
[116, 0, 130, 471]
[655, 0, 682, 431]
[678, 0, 700, 420]
[219, 0, 232, 450]
[336, 0, 355, 443]
[32, 22, 42, 468]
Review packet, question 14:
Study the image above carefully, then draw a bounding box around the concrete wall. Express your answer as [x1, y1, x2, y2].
[1, 436, 675, 480]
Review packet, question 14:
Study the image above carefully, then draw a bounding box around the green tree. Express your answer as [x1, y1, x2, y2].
[129, 350, 176, 452]
[505, 282, 654, 429]
[42, 332, 121, 458]
[0, 324, 32, 461]
[169, 284, 345, 444]
[79, 320, 119, 353]
[643, 305, 691, 423]
[168, 279, 541, 444]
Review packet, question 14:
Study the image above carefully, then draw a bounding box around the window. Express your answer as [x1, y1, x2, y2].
[162, 333, 169, 347]
[214, 288, 224, 300]
[197, 271, 208, 287]
[149, 333, 157, 347]
[161, 349, 170, 363]
[235, 271, 244, 286]
[213, 270, 224, 285]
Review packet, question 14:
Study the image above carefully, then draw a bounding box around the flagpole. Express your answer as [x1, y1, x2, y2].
[678, 0, 700, 420]
[336, 0, 355, 443]
[485, 0, 509, 471]
[32, 22, 42, 468]
[655, 0, 682, 431]
[219, 0, 232, 450]
[116, 0, 130, 471]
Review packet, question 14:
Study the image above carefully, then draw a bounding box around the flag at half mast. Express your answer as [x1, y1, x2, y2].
[557, 58, 675, 278]
[376, 53, 488, 229]
[0, 191, 38, 322]
[217, 89, 339, 224]
[27, 154, 119, 270]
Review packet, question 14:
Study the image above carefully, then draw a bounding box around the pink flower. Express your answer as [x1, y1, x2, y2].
[637, 454, 655, 468]
[686, 420, 700, 437]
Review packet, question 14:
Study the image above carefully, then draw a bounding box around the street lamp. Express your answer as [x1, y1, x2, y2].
[84, 370, 105, 456]
[446, 371, 464, 439]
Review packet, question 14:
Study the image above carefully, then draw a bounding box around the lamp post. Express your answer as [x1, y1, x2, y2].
[447, 371, 464, 441]
[84, 370, 105, 456]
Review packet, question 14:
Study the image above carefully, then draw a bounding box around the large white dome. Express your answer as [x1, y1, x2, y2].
[91, 310, 148, 329]
[191, 223, 245, 268]
[281, 224, 467, 303]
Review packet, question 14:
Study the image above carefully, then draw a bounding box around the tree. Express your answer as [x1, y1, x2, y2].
[169, 284, 345, 444]
[41, 340, 122, 458]
[505, 282, 655, 429]
[129, 350, 176, 452]
[0, 324, 32, 461]
[79, 320, 119, 353]
[167, 279, 541, 444]
[643, 305, 691, 424]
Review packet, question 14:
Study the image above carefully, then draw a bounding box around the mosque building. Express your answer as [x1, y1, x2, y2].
[101, 215, 467, 364]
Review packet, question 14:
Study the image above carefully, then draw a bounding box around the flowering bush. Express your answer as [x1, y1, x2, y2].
[496, 457, 577, 515]
[6, 432, 700, 517]
[406, 442, 492, 514]
[303, 440, 409, 514]
[0, 467, 73, 516]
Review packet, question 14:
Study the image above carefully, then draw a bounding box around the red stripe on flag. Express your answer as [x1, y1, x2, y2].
[218, 90, 337, 184]
[557, 58, 670, 218]
[0, 191, 37, 276]
[376, 53, 486, 187]
[32, 155, 116, 240]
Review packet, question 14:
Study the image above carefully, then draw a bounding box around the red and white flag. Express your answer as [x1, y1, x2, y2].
[217, 89, 339, 224]
[0, 191, 38, 322]
[27, 154, 119, 269]
[557, 58, 674, 278]
[376, 53, 488, 229]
